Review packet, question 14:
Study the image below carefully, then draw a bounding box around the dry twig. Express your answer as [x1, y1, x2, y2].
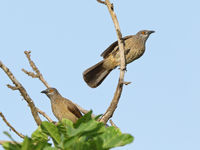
[36, 107, 53, 123]
[97, 0, 106, 5]
[22, 51, 50, 88]
[6, 84, 19, 90]
[0, 61, 42, 125]
[109, 119, 118, 128]
[97, 0, 127, 124]
[22, 51, 94, 118]
[0, 140, 16, 145]
[0, 112, 24, 138]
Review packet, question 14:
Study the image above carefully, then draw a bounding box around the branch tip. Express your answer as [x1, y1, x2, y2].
[23, 51, 50, 88]
[22, 69, 38, 78]
[109, 119, 118, 128]
[0, 112, 25, 138]
[24, 50, 31, 55]
[0, 61, 42, 125]
[7, 84, 19, 90]
[97, 0, 106, 5]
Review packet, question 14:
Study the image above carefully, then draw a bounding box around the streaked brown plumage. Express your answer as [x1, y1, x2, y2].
[83, 30, 155, 88]
[41, 88, 82, 123]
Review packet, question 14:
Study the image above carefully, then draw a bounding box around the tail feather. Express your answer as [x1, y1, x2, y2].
[83, 60, 112, 88]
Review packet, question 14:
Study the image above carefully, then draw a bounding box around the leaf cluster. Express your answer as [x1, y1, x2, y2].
[2, 112, 133, 150]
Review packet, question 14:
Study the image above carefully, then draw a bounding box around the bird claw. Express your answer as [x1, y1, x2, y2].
[123, 81, 131, 85]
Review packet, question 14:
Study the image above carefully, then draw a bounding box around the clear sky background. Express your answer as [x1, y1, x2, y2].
[0, 0, 200, 150]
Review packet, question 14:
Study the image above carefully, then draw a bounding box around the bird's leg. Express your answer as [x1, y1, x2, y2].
[118, 66, 127, 72]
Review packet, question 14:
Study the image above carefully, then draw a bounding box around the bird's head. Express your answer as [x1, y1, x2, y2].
[41, 87, 59, 99]
[137, 30, 155, 40]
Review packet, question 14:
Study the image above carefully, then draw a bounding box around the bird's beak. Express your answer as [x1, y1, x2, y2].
[41, 90, 47, 94]
[148, 30, 155, 34]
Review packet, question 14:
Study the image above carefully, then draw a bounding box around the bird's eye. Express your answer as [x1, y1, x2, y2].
[141, 31, 146, 35]
[49, 89, 54, 93]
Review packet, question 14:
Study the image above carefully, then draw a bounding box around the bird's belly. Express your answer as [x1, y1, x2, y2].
[126, 49, 145, 64]
[103, 55, 120, 69]
[103, 48, 145, 69]
[51, 102, 77, 123]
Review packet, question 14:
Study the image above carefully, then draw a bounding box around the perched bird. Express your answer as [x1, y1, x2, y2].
[41, 88, 82, 123]
[83, 30, 155, 88]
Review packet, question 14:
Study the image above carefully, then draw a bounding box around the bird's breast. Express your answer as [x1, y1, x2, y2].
[125, 47, 145, 64]
[51, 99, 78, 123]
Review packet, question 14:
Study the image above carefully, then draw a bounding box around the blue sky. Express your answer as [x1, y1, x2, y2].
[0, 0, 200, 150]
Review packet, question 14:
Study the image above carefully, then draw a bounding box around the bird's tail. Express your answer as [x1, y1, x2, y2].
[83, 60, 112, 88]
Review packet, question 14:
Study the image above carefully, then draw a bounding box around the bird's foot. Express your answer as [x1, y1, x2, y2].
[122, 81, 131, 85]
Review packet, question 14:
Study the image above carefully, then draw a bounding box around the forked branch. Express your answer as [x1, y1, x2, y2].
[97, 0, 127, 124]
[22, 51, 50, 88]
[22, 51, 95, 118]
[0, 61, 42, 126]
[0, 112, 25, 138]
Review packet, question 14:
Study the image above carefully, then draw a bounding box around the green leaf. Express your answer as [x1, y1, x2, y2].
[3, 132, 21, 150]
[57, 119, 73, 137]
[43, 147, 58, 150]
[63, 136, 79, 149]
[74, 111, 93, 128]
[3, 132, 17, 142]
[34, 142, 52, 150]
[31, 126, 48, 144]
[73, 120, 101, 138]
[2, 114, 134, 150]
[64, 139, 92, 150]
[101, 127, 134, 149]
[61, 118, 73, 127]
[2, 142, 21, 150]
[94, 114, 102, 121]
[88, 137, 106, 150]
[41, 121, 61, 145]
[78, 122, 104, 140]
[59, 118, 102, 138]
[21, 137, 32, 150]
[71, 142, 90, 150]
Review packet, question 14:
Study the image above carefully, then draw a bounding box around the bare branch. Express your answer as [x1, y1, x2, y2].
[109, 119, 118, 128]
[22, 69, 38, 78]
[6, 84, 19, 90]
[0, 61, 42, 125]
[97, 0, 106, 5]
[75, 103, 118, 127]
[22, 51, 50, 88]
[0, 140, 16, 145]
[22, 51, 93, 120]
[36, 107, 53, 123]
[0, 112, 25, 139]
[98, 0, 127, 124]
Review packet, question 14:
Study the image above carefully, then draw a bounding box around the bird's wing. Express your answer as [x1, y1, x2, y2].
[65, 99, 83, 118]
[100, 35, 133, 58]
